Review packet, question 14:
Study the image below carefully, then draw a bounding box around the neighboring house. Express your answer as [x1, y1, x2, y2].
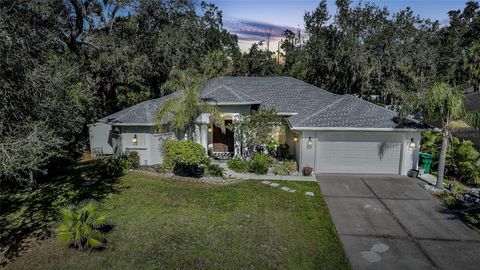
[89, 77, 428, 175]
[463, 86, 480, 113]
[458, 86, 480, 146]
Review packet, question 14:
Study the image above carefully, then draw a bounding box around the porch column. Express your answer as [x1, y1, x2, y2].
[195, 113, 211, 155]
[232, 114, 242, 157]
[200, 124, 208, 154]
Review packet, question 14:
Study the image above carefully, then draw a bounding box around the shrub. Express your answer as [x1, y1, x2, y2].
[421, 132, 480, 186]
[249, 153, 271, 175]
[287, 160, 298, 174]
[272, 161, 289, 175]
[227, 158, 249, 173]
[162, 140, 208, 177]
[128, 151, 140, 168]
[106, 154, 132, 176]
[205, 163, 224, 177]
[447, 137, 480, 185]
[57, 200, 107, 251]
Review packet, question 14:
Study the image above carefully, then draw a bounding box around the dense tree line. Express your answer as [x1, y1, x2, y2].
[0, 0, 239, 187]
[279, 0, 480, 103]
[1, 0, 479, 187]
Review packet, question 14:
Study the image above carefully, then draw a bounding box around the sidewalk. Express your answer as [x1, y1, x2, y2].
[215, 162, 317, 182]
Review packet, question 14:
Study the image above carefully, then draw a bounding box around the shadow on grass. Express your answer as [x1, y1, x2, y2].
[0, 159, 126, 265]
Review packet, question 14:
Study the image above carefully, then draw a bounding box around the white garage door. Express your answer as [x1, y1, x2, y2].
[315, 132, 403, 174]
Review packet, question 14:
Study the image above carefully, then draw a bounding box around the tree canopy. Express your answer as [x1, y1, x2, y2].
[1, 0, 479, 187]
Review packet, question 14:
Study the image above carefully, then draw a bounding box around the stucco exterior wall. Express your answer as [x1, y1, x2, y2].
[119, 126, 154, 166]
[297, 130, 421, 175]
[88, 122, 113, 155]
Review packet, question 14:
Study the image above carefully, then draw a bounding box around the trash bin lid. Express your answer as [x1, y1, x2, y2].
[419, 152, 433, 158]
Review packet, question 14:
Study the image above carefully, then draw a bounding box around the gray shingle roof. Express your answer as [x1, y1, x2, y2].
[97, 76, 425, 130]
[98, 92, 180, 124]
[287, 95, 424, 129]
[200, 82, 260, 104]
[464, 91, 480, 112]
[201, 76, 337, 113]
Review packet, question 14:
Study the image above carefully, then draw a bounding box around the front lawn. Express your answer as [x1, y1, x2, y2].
[3, 163, 348, 269]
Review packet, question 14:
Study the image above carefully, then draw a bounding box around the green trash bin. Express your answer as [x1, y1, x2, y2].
[419, 152, 433, 174]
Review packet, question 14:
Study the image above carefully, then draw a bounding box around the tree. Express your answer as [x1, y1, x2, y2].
[156, 68, 224, 139]
[226, 108, 281, 159]
[463, 43, 480, 92]
[403, 83, 465, 188]
[233, 41, 281, 76]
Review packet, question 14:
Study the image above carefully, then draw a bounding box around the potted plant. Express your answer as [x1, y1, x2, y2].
[303, 166, 313, 176]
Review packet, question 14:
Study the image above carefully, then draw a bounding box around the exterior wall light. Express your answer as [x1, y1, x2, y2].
[220, 113, 224, 118]
[409, 138, 416, 150]
[208, 126, 212, 133]
[307, 137, 313, 149]
[294, 136, 298, 142]
[132, 134, 138, 145]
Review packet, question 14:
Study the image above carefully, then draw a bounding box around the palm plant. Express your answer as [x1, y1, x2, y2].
[57, 200, 107, 251]
[402, 83, 468, 189]
[156, 68, 224, 139]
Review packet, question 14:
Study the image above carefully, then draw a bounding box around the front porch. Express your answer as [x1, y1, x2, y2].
[194, 112, 299, 162]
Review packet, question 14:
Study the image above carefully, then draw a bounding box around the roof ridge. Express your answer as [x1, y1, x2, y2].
[345, 94, 397, 116]
[223, 84, 260, 102]
[295, 95, 348, 126]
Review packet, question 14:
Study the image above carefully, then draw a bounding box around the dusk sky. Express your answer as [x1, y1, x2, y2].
[203, 0, 469, 51]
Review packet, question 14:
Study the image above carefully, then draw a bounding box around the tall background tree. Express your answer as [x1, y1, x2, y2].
[0, 0, 239, 188]
[2, 0, 480, 188]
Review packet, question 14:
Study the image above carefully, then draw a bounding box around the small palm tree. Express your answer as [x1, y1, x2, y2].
[156, 68, 224, 139]
[402, 83, 467, 189]
[57, 200, 107, 251]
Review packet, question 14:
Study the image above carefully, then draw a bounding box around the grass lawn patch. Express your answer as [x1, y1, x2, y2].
[3, 166, 348, 269]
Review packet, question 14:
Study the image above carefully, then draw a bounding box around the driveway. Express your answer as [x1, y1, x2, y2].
[317, 174, 480, 270]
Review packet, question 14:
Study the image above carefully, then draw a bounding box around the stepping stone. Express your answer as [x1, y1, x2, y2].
[261, 180, 271, 185]
[305, 191, 314, 197]
[270, 183, 280, 187]
[288, 189, 296, 193]
[281, 186, 290, 191]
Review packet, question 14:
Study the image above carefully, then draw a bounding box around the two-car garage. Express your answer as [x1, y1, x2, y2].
[298, 130, 421, 176]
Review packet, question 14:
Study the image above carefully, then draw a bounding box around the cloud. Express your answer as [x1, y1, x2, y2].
[225, 18, 302, 44]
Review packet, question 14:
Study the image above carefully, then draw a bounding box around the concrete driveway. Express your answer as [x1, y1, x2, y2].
[317, 174, 480, 270]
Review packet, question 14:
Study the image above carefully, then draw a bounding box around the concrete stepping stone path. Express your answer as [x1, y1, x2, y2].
[305, 191, 314, 197]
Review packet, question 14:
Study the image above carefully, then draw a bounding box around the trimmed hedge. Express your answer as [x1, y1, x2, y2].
[227, 158, 249, 173]
[162, 140, 208, 177]
[249, 153, 270, 175]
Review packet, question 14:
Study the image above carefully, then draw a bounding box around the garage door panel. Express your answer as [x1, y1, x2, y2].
[315, 132, 402, 174]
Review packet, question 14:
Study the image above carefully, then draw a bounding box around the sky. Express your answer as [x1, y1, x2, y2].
[204, 0, 469, 51]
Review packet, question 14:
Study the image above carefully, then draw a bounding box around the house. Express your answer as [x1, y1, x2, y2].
[89, 77, 428, 175]
[463, 86, 480, 113]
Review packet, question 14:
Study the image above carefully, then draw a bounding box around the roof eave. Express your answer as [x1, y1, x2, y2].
[109, 123, 156, 126]
[206, 101, 261, 105]
[290, 126, 436, 132]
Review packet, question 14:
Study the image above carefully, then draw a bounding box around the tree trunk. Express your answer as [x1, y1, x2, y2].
[436, 132, 448, 189]
[29, 170, 37, 189]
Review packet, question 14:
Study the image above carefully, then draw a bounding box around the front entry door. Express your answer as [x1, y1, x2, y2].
[213, 120, 234, 152]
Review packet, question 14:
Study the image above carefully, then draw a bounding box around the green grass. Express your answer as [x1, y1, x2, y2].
[3, 162, 348, 270]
